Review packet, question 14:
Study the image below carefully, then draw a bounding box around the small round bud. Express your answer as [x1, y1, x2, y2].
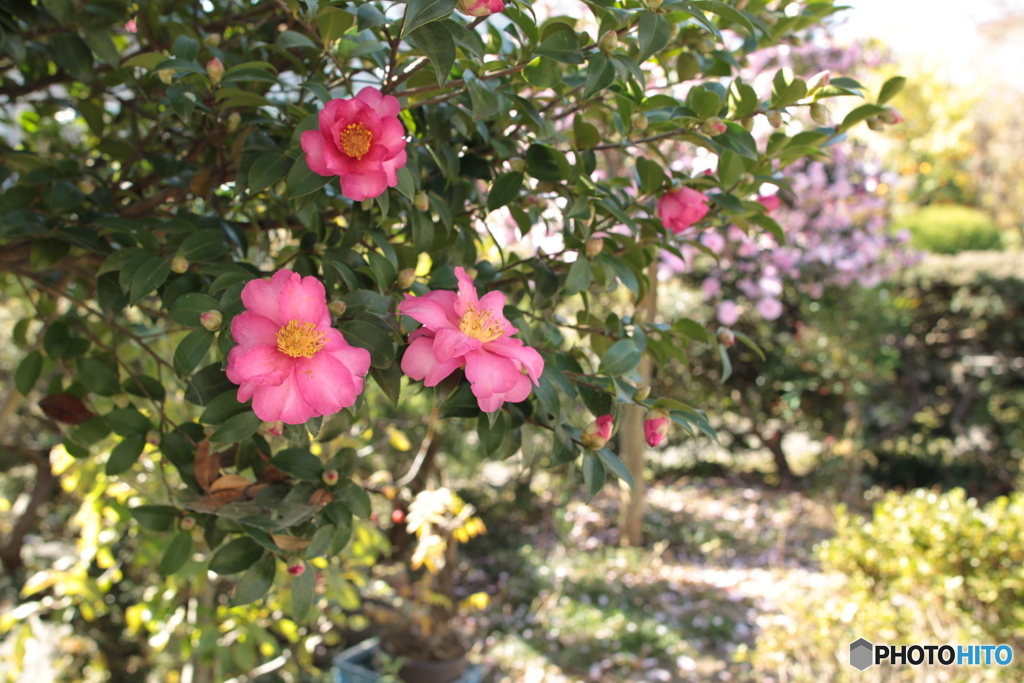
[809, 103, 829, 126]
[397, 269, 416, 290]
[157, 69, 174, 85]
[199, 310, 222, 331]
[171, 256, 189, 274]
[509, 157, 527, 173]
[701, 117, 727, 137]
[766, 110, 783, 128]
[287, 561, 305, 577]
[204, 33, 221, 48]
[633, 385, 651, 402]
[313, 243, 327, 256]
[879, 107, 904, 125]
[717, 329, 736, 346]
[226, 111, 241, 133]
[329, 301, 347, 317]
[584, 237, 603, 259]
[866, 116, 885, 131]
[581, 415, 614, 451]
[77, 179, 96, 195]
[391, 509, 405, 524]
[180, 516, 197, 531]
[382, 485, 397, 501]
[644, 409, 671, 448]
[599, 30, 619, 54]
[146, 430, 161, 446]
[414, 192, 430, 212]
[739, 172, 755, 185]
[322, 469, 339, 486]
[206, 57, 224, 86]
[806, 70, 830, 92]
[631, 112, 648, 131]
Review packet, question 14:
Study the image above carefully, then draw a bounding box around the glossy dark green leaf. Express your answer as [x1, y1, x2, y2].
[635, 157, 667, 195]
[637, 11, 670, 63]
[401, 0, 457, 38]
[170, 293, 220, 327]
[130, 505, 179, 532]
[410, 22, 455, 88]
[105, 407, 152, 435]
[838, 104, 888, 133]
[877, 76, 905, 105]
[287, 157, 331, 198]
[336, 483, 372, 519]
[536, 28, 584, 64]
[270, 448, 325, 480]
[595, 447, 635, 491]
[106, 433, 146, 475]
[209, 537, 266, 574]
[582, 452, 605, 500]
[173, 329, 214, 378]
[232, 553, 276, 605]
[177, 229, 228, 262]
[15, 351, 43, 396]
[159, 531, 193, 576]
[248, 152, 291, 195]
[583, 53, 616, 100]
[209, 410, 262, 443]
[338, 320, 394, 368]
[129, 257, 171, 305]
[563, 257, 592, 296]
[122, 375, 167, 402]
[290, 563, 315, 621]
[487, 172, 524, 212]
[77, 358, 120, 396]
[598, 339, 642, 376]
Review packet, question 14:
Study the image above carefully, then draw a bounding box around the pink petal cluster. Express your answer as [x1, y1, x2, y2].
[644, 409, 670, 448]
[300, 87, 407, 202]
[657, 187, 710, 234]
[757, 194, 781, 213]
[581, 414, 614, 450]
[398, 267, 543, 413]
[226, 270, 371, 424]
[456, 0, 504, 15]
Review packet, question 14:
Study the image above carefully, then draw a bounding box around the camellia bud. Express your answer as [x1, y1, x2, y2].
[717, 328, 736, 346]
[199, 310, 222, 331]
[631, 112, 648, 131]
[414, 192, 430, 212]
[157, 69, 174, 85]
[391, 509, 405, 524]
[146, 430, 161, 446]
[581, 414, 614, 450]
[509, 156, 527, 173]
[170, 256, 189, 273]
[397, 269, 416, 290]
[701, 117, 727, 136]
[879, 107, 904, 125]
[643, 409, 671, 448]
[809, 103, 829, 126]
[226, 111, 241, 133]
[322, 469, 339, 486]
[180, 516, 197, 531]
[633, 385, 651, 402]
[287, 561, 305, 577]
[741, 117, 755, 131]
[806, 70, 830, 92]
[866, 116, 885, 131]
[329, 301, 347, 317]
[766, 109, 783, 128]
[739, 172, 755, 185]
[599, 30, 619, 54]
[77, 179, 96, 195]
[204, 33, 221, 48]
[206, 57, 224, 86]
[584, 237, 603, 259]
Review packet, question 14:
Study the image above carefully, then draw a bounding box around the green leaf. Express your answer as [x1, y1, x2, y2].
[582, 452, 605, 501]
[674, 318, 711, 343]
[286, 157, 331, 198]
[233, 553, 276, 605]
[598, 339, 642, 376]
[123, 375, 166, 402]
[78, 358, 120, 396]
[106, 434, 146, 475]
[838, 103, 888, 133]
[338, 321, 394, 368]
[487, 172, 524, 212]
[199, 391, 250, 425]
[637, 11, 670, 63]
[173, 329, 214, 378]
[290, 563, 315, 621]
[270, 448, 325, 480]
[159, 532, 193, 576]
[336, 483, 372, 519]
[130, 505, 179, 532]
[477, 412, 508, 453]
[15, 351, 43, 395]
[583, 53, 615, 100]
[105, 407, 152, 435]
[410, 22, 456, 88]
[635, 157, 667, 195]
[277, 30, 319, 50]
[573, 116, 600, 150]
[732, 329, 766, 361]
[595, 448, 635, 491]
[563, 258, 592, 296]
[370, 363, 402, 407]
[83, 28, 119, 67]
[466, 74, 498, 121]
[357, 4, 387, 31]
[535, 28, 584, 64]
[318, 8, 355, 43]
[877, 76, 905, 105]
[209, 410, 262, 443]
[688, 0, 759, 36]
[129, 257, 171, 305]
[173, 35, 200, 61]
[170, 293, 221, 328]
[717, 341, 732, 382]
[525, 144, 569, 183]
[209, 537, 266, 574]
[177, 229, 228, 262]
[248, 152, 291, 195]
[401, 0, 457, 38]
[67, 417, 111, 447]
[771, 68, 808, 108]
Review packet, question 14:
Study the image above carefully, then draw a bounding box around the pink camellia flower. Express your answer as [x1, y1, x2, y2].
[126, 19, 138, 33]
[226, 270, 371, 424]
[398, 267, 544, 413]
[755, 297, 784, 320]
[758, 194, 781, 213]
[581, 414, 614, 450]
[300, 87, 407, 202]
[656, 186, 709, 234]
[644, 409, 670, 448]
[717, 300, 742, 326]
[456, 0, 504, 16]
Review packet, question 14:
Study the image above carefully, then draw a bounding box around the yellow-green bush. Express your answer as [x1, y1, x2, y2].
[896, 204, 1003, 253]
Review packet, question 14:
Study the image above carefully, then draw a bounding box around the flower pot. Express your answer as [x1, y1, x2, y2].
[334, 637, 482, 683]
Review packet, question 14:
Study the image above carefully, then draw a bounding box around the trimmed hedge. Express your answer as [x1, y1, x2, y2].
[895, 205, 1003, 254]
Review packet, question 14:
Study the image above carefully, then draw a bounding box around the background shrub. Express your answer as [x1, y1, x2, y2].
[895, 204, 1003, 254]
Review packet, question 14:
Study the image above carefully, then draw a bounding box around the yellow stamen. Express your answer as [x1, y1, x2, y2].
[276, 320, 327, 358]
[339, 122, 373, 159]
[459, 304, 504, 342]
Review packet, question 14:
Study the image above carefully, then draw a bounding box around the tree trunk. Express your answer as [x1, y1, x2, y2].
[619, 264, 657, 547]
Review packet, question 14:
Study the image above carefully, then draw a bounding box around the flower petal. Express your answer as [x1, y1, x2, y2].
[433, 327, 479, 363]
[401, 336, 462, 387]
[301, 130, 333, 177]
[339, 170, 388, 201]
[295, 354, 357, 415]
[240, 270, 292, 325]
[397, 294, 459, 331]
[454, 266, 479, 317]
[328, 343, 371, 380]
[484, 337, 544, 383]
[279, 273, 329, 327]
[477, 290, 517, 336]
[465, 348, 520, 399]
[252, 372, 317, 424]
[229, 345, 294, 385]
[230, 311, 280, 349]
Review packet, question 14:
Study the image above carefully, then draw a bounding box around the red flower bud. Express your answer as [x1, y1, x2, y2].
[287, 561, 305, 577]
[581, 414, 614, 450]
[643, 409, 670, 448]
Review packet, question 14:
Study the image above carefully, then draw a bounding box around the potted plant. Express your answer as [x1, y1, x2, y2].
[336, 488, 487, 683]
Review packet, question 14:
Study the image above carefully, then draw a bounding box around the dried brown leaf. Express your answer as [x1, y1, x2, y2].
[209, 474, 253, 492]
[271, 534, 313, 551]
[194, 440, 219, 491]
[257, 464, 288, 484]
[307, 489, 333, 508]
[191, 489, 243, 512]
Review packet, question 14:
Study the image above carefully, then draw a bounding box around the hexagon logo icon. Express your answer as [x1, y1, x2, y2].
[850, 638, 874, 671]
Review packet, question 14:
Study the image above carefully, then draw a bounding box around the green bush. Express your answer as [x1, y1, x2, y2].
[745, 488, 1024, 681]
[896, 204, 1003, 253]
